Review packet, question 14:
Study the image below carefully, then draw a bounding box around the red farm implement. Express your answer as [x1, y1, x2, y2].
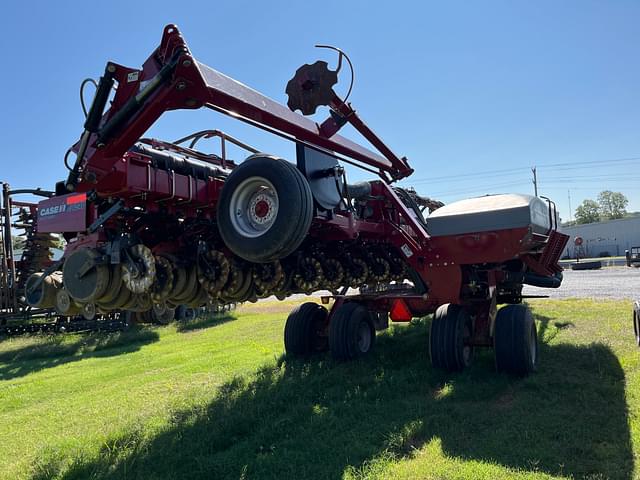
[21, 25, 568, 375]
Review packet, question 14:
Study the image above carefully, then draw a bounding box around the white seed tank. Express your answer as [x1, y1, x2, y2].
[426, 193, 553, 237]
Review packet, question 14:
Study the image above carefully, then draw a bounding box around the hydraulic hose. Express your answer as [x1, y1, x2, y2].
[522, 271, 563, 289]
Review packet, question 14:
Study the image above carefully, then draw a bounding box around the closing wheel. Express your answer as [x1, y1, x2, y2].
[122, 244, 156, 294]
[329, 302, 376, 361]
[430, 304, 473, 372]
[222, 261, 253, 302]
[151, 255, 175, 302]
[151, 302, 176, 325]
[284, 302, 329, 356]
[494, 304, 538, 376]
[217, 155, 313, 263]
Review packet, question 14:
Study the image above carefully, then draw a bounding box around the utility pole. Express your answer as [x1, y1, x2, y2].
[531, 166, 538, 196]
[568, 189, 572, 222]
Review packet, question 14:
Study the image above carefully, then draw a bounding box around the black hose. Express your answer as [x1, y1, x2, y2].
[393, 187, 428, 228]
[522, 271, 563, 288]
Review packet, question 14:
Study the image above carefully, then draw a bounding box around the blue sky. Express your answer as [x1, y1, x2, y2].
[2, 1, 639, 221]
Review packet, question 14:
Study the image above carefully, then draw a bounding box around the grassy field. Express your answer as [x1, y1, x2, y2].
[0, 299, 637, 479]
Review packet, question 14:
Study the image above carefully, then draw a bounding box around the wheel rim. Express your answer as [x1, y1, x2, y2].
[357, 320, 372, 352]
[229, 176, 279, 238]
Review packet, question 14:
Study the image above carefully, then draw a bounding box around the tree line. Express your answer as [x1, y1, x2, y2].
[573, 190, 629, 224]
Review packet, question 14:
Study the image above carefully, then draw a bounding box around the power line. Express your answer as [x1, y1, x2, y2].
[406, 166, 527, 185]
[428, 180, 532, 198]
[537, 155, 640, 168]
[406, 155, 640, 185]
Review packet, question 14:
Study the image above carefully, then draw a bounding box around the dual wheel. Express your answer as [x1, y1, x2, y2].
[285, 301, 537, 375]
[430, 303, 537, 376]
[284, 302, 376, 360]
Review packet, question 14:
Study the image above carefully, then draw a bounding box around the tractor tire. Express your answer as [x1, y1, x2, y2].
[494, 304, 538, 376]
[329, 302, 376, 360]
[284, 302, 329, 356]
[429, 303, 473, 372]
[217, 155, 313, 263]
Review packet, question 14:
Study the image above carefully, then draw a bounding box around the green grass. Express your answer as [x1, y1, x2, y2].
[0, 299, 638, 479]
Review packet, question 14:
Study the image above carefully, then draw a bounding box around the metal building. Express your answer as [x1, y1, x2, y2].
[560, 216, 640, 258]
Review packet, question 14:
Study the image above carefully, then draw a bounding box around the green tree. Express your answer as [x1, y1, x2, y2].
[575, 199, 600, 224]
[597, 190, 628, 220]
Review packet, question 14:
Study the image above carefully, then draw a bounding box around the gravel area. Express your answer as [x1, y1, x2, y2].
[524, 266, 640, 300]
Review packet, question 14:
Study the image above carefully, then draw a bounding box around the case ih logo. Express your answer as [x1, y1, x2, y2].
[39, 194, 86, 217]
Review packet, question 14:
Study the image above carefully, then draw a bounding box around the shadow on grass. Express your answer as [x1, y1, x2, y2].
[0, 327, 159, 381]
[176, 313, 237, 333]
[41, 316, 632, 480]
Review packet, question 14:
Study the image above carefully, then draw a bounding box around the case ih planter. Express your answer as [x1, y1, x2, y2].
[23, 25, 568, 375]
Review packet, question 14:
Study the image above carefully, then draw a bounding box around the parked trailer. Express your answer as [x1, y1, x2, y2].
[25, 25, 568, 374]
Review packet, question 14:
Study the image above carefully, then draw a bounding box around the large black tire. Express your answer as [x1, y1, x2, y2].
[494, 304, 538, 376]
[217, 155, 314, 263]
[284, 302, 329, 356]
[430, 303, 473, 372]
[329, 302, 376, 360]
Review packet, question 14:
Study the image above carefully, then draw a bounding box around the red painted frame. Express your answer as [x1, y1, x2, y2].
[41, 25, 568, 344]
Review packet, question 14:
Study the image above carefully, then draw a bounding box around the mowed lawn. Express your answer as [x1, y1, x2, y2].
[0, 299, 638, 480]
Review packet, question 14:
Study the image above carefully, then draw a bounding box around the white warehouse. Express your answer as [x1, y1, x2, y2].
[560, 216, 640, 258]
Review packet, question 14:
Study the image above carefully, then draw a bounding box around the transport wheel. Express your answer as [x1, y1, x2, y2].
[429, 303, 473, 372]
[494, 304, 538, 376]
[329, 302, 376, 361]
[217, 155, 313, 263]
[284, 302, 329, 356]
